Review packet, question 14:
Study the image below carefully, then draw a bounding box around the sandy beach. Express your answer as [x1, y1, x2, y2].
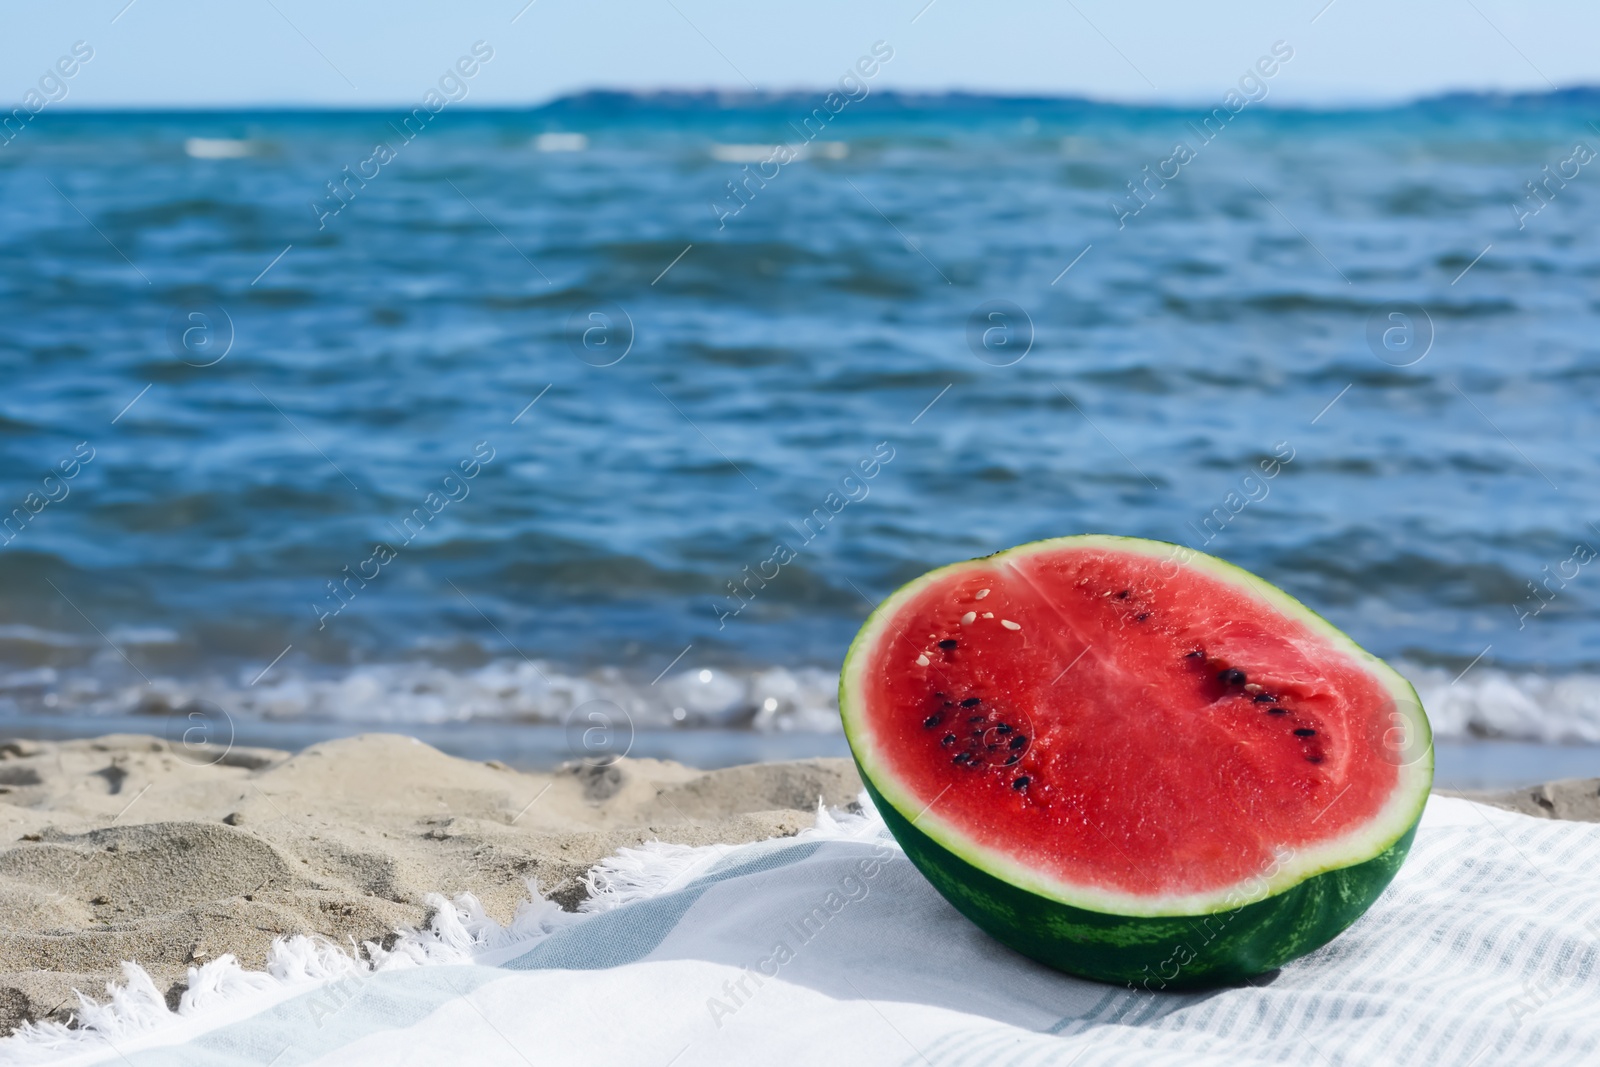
[0, 734, 864, 1036]
[0, 732, 1591, 1038]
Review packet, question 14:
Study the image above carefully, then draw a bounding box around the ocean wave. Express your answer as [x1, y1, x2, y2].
[183, 137, 261, 160]
[0, 625, 92, 650]
[709, 142, 847, 163]
[0, 659, 844, 735]
[1402, 664, 1600, 745]
[4, 656, 1599, 746]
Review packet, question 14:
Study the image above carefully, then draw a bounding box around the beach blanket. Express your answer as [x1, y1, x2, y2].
[4, 793, 1599, 1067]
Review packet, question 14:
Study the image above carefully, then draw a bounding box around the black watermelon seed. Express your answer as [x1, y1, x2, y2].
[1116, 590, 1130, 599]
[933, 691, 947, 699]
[1267, 707, 1287, 715]
[1136, 613, 1149, 621]
[1293, 728, 1316, 737]
[1004, 754, 1021, 765]
[1218, 668, 1247, 686]
[1009, 735, 1027, 750]
[923, 714, 941, 729]
[960, 697, 981, 707]
[1012, 776, 1031, 791]
[952, 753, 970, 764]
[1306, 756, 1324, 764]
[938, 639, 958, 650]
[1253, 693, 1277, 703]
[967, 715, 985, 723]
[941, 734, 956, 746]
[994, 723, 1014, 734]
[1185, 649, 1204, 659]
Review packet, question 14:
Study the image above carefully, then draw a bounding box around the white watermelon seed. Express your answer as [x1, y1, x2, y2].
[916, 654, 930, 666]
[975, 588, 990, 600]
[982, 612, 994, 619]
[1001, 619, 1022, 631]
[961, 611, 977, 625]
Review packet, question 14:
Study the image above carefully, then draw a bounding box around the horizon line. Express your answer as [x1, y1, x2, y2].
[18, 83, 1600, 117]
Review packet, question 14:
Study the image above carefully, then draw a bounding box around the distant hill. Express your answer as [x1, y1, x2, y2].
[533, 89, 1104, 114]
[529, 85, 1600, 117]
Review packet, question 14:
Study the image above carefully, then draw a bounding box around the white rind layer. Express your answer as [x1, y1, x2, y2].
[839, 534, 1435, 918]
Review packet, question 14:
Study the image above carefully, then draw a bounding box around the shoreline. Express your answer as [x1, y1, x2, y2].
[3, 716, 1595, 788]
[0, 731, 1594, 1036]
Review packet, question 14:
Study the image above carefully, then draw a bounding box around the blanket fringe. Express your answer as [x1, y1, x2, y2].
[580, 792, 885, 911]
[0, 793, 887, 1064]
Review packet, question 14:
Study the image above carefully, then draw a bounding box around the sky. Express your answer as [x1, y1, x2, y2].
[4, 0, 1597, 109]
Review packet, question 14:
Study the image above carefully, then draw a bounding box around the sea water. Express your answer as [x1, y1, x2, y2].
[2, 91, 1599, 786]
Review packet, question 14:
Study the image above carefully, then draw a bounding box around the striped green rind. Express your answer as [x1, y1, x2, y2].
[866, 773, 1417, 988]
[841, 534, 1432, 984]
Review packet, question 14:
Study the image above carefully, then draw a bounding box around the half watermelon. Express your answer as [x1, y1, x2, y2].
[840, 535, 1431, 988]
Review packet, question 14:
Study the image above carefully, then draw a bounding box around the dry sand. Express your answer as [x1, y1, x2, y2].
[0, 732, 1594, 1037]
[0, 733, 862, 1036]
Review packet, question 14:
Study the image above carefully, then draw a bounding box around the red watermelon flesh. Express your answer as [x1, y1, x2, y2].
[858, 542, 1410, 899]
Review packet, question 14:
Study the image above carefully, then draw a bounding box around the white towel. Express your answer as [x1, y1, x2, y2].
[5, 794, 1598, 1066]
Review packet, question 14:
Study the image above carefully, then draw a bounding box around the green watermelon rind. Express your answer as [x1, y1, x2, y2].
[865, 773, 1417, 989]
[839, 534, 1432, 981]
